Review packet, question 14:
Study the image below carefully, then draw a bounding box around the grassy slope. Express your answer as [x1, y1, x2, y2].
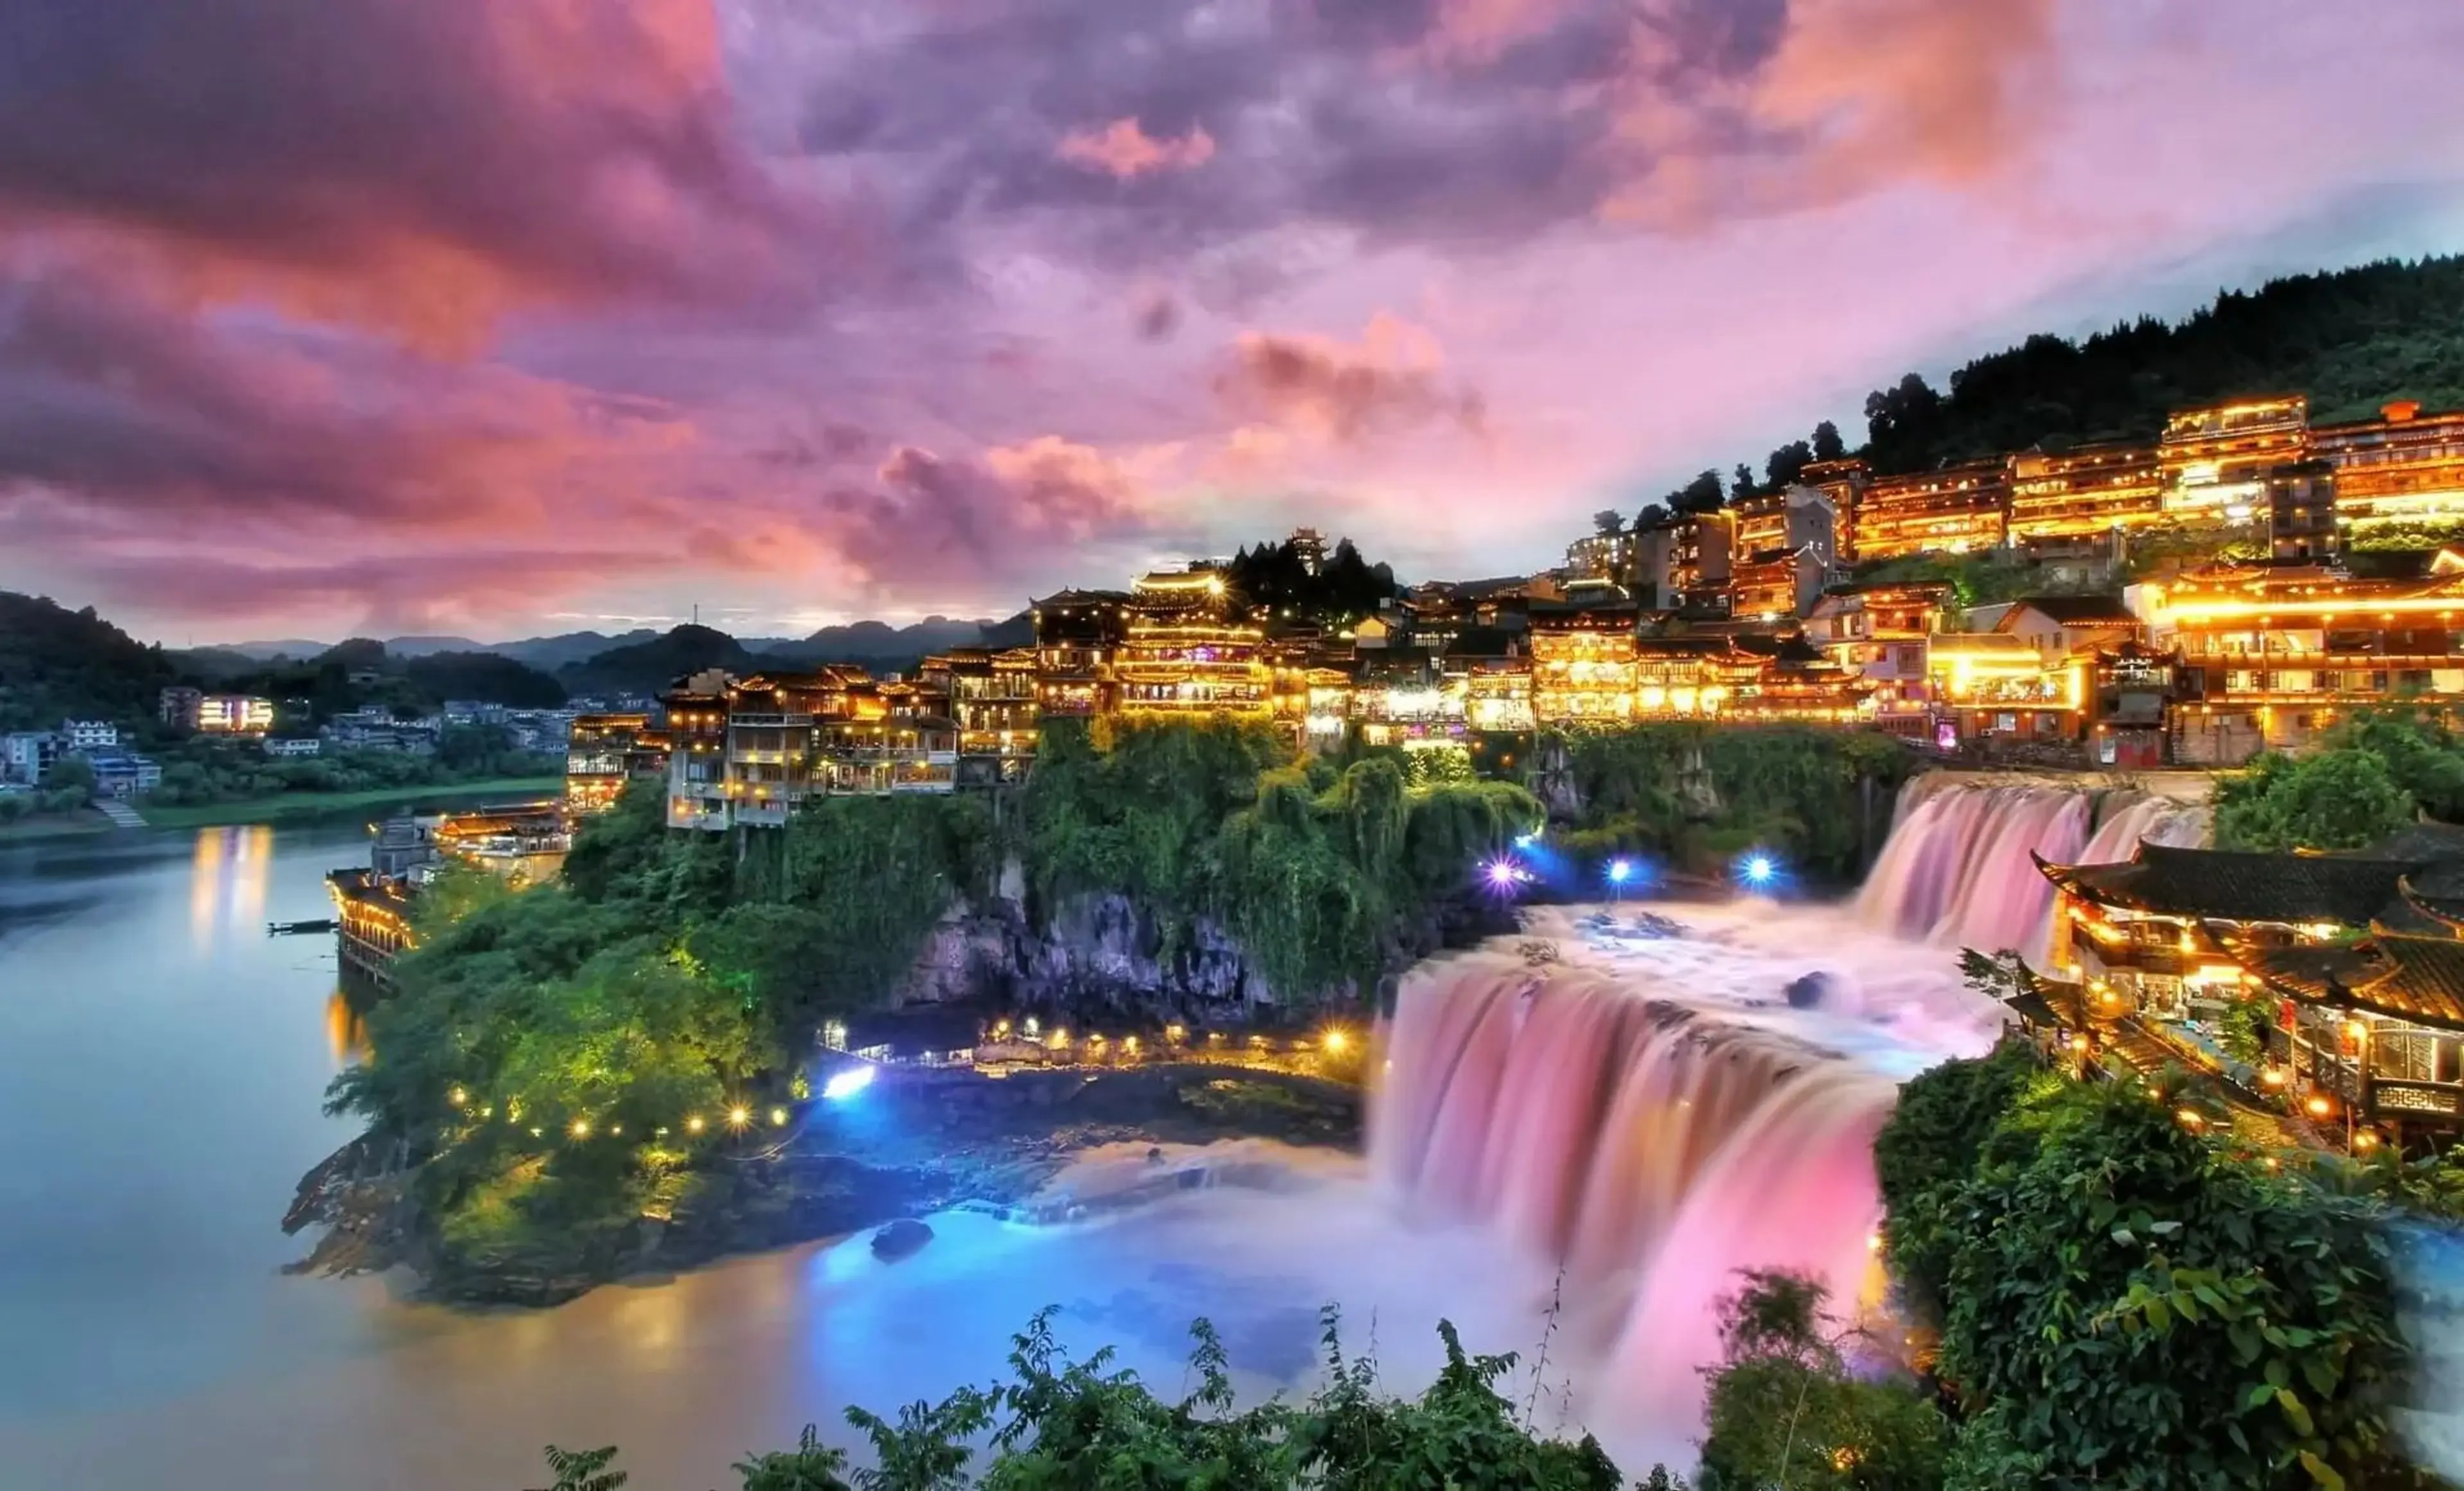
[133, 776, 564, 828]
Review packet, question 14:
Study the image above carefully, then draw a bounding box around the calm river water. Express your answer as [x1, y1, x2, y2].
[0, 821, 1569, 1489]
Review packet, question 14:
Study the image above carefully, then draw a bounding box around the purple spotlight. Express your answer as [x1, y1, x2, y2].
[1484, 858, 1521, 892]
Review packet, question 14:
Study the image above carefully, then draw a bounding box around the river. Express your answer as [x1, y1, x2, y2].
[0, 821, 1577, 1488]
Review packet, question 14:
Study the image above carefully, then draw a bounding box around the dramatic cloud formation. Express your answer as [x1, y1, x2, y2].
[1, 0, 2461, 639]
[1217, 316, 1485, 445]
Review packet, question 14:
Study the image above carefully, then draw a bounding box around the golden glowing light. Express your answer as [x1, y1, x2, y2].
[1322, 1028, 1350, 1055]
[570, 1119, 592, 1139]
[769, 1107, 789, 1127]
[2261, 1067, 2286, 1088]
[728, 1105, 752, 1130]
[450, 1086, 468, 1107]
[2306, 1095, 2333, 1118]
[1165, 1023, 1188, 1043]
[687, 1116, 706, 1134]
[2355, 1130, 2383, 1152]
[2175, 1108, 2205, 1131]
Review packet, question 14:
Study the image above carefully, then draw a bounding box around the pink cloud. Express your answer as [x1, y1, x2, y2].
[1056, 119, 1219, 180]
[1214, 314, 1486, 446]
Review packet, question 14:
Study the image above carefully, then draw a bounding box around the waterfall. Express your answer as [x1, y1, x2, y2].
[1369, 913, 1985, 1431]
[1854, 775, 2208, 965]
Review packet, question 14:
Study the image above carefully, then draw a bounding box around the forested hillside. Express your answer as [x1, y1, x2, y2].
[1651, 254, 2464, 512]
[0, 593, 177, 731]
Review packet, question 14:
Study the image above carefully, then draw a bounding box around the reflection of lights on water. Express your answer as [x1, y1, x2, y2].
[823, 1066, 875, 1102]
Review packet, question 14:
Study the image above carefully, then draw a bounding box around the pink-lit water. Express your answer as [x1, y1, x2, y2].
[1854, 777, 2207, 964]
[1369, 899, 2005, 1444]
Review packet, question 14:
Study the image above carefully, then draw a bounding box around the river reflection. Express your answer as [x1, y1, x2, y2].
[188, 825, 275, 953]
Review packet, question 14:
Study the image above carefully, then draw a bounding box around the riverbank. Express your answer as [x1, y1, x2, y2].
[0, 807, 117, 843]
[137, 776, 563, 829]
[286, 1062, 1364, 1307]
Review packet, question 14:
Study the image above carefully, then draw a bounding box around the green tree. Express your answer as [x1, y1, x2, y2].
[529, 1445, 627, 1491]
[1811, 420, 1846, 462]
[2214, 748, 2415, 851]
[1870, 1035, 2041, 1327]
[732, 1426, 853, 1491]
[1696, 1272, 1949, 1491]
[1934, 1079, 2426, 1489]
[1592, 509, 1626, 536]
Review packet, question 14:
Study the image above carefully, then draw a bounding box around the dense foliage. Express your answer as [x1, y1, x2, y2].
[2214, 710, 2462, 851]
[142, 728, 560, 808]
[1220, 534, 1403, 625]
[1630, 255, 2464, 518]
[1025, 718, 1537, 999]
[0, 591, 178, 731]
[524, 1305, 1683, 1490]
[336, 720, 1537, 1283]
[1544, 724, 1910, 881]
[1696, 1272, 1949, 1491]
[1867, 1044, 2447, 1490]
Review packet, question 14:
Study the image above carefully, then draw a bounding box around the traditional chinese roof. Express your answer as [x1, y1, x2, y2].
[2001, 595, 2136, 627]
[2244, 930, 2464, 1031]
[2033, 841, 2426, 926]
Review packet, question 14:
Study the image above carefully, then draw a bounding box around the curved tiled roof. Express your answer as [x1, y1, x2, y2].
[2034, 841, 2424, 926]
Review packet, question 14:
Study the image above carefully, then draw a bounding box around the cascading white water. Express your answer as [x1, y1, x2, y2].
[1364, 774, 2211, 1442]
[1369, 902, 2000, 1433]
[1854, 775, 2208, 965]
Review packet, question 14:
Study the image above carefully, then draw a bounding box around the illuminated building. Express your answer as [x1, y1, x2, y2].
[2133, 558, 2464, 763]
[920, 648, 1038, 771]
[1288, 526, 1328, 575]
[327, 867, 415, 989]
[1672, 513, 1734, 611]
[1115, 570, 1272, 717]
[1805, 584, 1951, 729]
[1729, 486, 1843, 620]
[1564, 529, 1634, 583]
[1448, 628, 1534, 732]
[661, 669, 736, 830]
[1852, 459, 2009, 561]
[2159, 396, 2309, 519]
[1928, 633, 2083, 744]
[160, 688, 276, 735]
[2038, 842, 2421, 1020]
[2266, 459, 2340, 563]
[2041, 836, 2464, 1132]
[2087, 643, 2183, 769]
[432, 803, 570, 884]
[1528, 592, 1641, 724]
[2314, 400, 2464, 530]
[2007, 441, 2163, 545]
[1797, 459, 1870, 562]
[1989, 595, 2141, 667]
[1030, 590, 1129, 717]
[1628, 636, 1762, 719]
[1353, 651, 1467, 748]
[565, 713, 666, 814]
[1725, 649, 1874, 724]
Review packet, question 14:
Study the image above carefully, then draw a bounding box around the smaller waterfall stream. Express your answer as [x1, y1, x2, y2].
[1854, 776, 2209, 964]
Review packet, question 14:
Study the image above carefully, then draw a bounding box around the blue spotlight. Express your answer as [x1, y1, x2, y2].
[1607, 858, 1632, 885]
[1513, 830, 1539, 849]
[822, 1064, 875, 1102]
[1736, 851, 1780, 890]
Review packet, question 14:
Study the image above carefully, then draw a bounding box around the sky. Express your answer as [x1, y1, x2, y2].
[3, 0, 2463, 646]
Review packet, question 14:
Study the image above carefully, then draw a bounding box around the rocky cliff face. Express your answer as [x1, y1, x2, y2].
[896, 856, 1502, 1017]
[899, 880, 1277, 1015]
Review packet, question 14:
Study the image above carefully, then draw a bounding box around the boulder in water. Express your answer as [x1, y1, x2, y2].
[1784, 973, 1835, 1010]
[870, 1218, 934, 1261]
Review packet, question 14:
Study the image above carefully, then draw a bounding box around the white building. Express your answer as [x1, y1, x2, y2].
[60, 719, 119, 752]
[2, 731, 59, 785]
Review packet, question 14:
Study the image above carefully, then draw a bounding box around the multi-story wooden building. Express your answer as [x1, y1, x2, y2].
[2134, 558, 2464, 763]
[1729, 486, 1843, 620]
[1852, 459, 2009, 560]
[565, 712, 669, 814]
[920, 647, 1039, 770]
[1805, 583, 1952, 726]
[1927, 633, 2083, 745]
[2007, 441, 2164, 545]
[2159, 396, 2309, 520]
[2314, 400, 2464, 531]
[1031, 590, 1129, 718]
[1111, 571, 1272, 719]
[1528, 593, 1641, 724]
